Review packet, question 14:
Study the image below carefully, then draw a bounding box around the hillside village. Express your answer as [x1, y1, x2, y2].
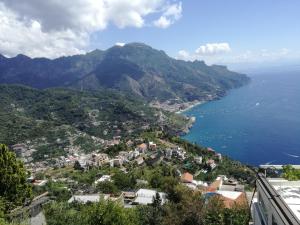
[10, 134, 253, 214]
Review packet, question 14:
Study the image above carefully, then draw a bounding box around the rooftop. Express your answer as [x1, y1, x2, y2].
[68, 194, 110, 203]
[181, 172, 193, 183]
[134, 189, 166, 205]
[268, 178, 300, 220]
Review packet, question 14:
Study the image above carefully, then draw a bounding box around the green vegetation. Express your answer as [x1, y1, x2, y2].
[282, 165, 300, 181]
[0, 85, 187, 162]
[0, 43, 249, 103]
[0, 144, 32, 212]
[105, 143, 129, 157]
[44, 185, 250, 225]
[44, 200, 138, 225]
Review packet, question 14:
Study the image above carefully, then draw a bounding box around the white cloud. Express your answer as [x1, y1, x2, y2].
[154, 16, 171, 28]
[177, 50, 191, 60]
[115, 42, 126, 47]
[177, 44, 296, 67]
[0, 3, 86, 58]
[176, 42, 231, 62]
[0, 0, 183, 58]
[195, 43, 231, 56]
[154, 2, 182, 28]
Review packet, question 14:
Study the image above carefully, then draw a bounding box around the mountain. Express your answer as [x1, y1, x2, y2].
[0, 50, 104, 88]
[0, 43, 250, 102]
[0, 84, 188, 160]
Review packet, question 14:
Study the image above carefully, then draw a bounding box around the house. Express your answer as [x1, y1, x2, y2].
[218, 191, 247, 208]
[110, 158, 123, 167]
[123, 191, 136, 204]
[204, 191, 247, 209]
[206, 176, 223, 192]
[128, 151, 135, 160]
[203, 176, 247, 209]
[135, 157, 144, 165]
[118, 151, 129, 161]
[113, 136, 121, 141]
[181, 172, 193, 183]
[78, 156, 92, 170]
[93, 153, 109, 166]
[126, 140, 134, 147]
[133, 149, 140, 158]
[206, 159, 217, 170]
[133, 189, 167, 205]
[172, 148, 186, 160]
[68, 194, 110, 203]
[148, 141, 157, 150]
[137, 143, 147, 153]
[194, 156, 203, 165]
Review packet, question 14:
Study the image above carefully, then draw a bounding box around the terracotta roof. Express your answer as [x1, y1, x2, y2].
[138, 143, 147, 149]
[210, 178, 222, 190]
[207, 147, 215, 152]
[181, 172, 193, 183]
[220, 192, 247, 208]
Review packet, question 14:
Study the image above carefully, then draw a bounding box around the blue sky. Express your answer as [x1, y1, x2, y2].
[96, 0, 300, 69]
[0, 0, 299, 70]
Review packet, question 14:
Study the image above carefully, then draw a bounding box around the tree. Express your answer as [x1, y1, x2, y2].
[152, 192, 162, 207]
[0, 144, 32, 212]
[137, 193, 163, 225]
[162, 186, 204, 225]
[97, 181, 119, 195]
[113, 171, 136, 190]
[283, 165, 300, 181]
[73, 160, 83, 171]
[203, 196, 225, 225]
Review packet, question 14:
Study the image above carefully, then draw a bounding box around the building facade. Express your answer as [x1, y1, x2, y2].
[252, 173, 300, 225]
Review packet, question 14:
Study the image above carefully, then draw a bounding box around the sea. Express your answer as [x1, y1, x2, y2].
[182, 71, 300, 166]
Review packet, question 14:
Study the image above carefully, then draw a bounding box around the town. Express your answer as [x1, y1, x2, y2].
[7, 132, 256, 222]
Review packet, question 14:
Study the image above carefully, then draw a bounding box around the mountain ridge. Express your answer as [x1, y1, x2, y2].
[0, 43, 250, 102]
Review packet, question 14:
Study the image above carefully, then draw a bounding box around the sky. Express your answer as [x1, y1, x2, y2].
[0, 0, 300, 70]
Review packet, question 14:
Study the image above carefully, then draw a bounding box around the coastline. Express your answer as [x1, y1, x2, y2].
[175, 100, 206, 114]
[177, 101, 206, 135]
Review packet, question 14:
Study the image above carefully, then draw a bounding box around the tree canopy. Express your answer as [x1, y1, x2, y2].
[0, 144, 32, 212]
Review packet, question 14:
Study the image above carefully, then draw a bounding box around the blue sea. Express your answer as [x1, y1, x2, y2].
[182, 71, 300, 166]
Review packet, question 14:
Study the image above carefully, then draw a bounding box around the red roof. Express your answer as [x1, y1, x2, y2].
[181, 172, 193, 183]
[138, 143, 147, 150]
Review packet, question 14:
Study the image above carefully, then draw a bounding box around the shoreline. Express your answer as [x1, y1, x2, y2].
[177, 101, 206, 134]
[175, 100, 206, 114]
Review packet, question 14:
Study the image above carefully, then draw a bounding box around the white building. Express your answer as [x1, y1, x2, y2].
[133, 189, 167, 205]
[194, 156, 203, 165]
[94, 175, 111, 184]
[68, 194, 110, 203]
[252, 173, 300, 225]
[110, 158, 123, 167]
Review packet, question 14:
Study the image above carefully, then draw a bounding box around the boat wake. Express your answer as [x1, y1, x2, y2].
[264, 160, 275, 165]
[284, 152, 299, 158]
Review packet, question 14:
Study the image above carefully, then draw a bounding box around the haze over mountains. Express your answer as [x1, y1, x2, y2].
[0, 43, 249, 102]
